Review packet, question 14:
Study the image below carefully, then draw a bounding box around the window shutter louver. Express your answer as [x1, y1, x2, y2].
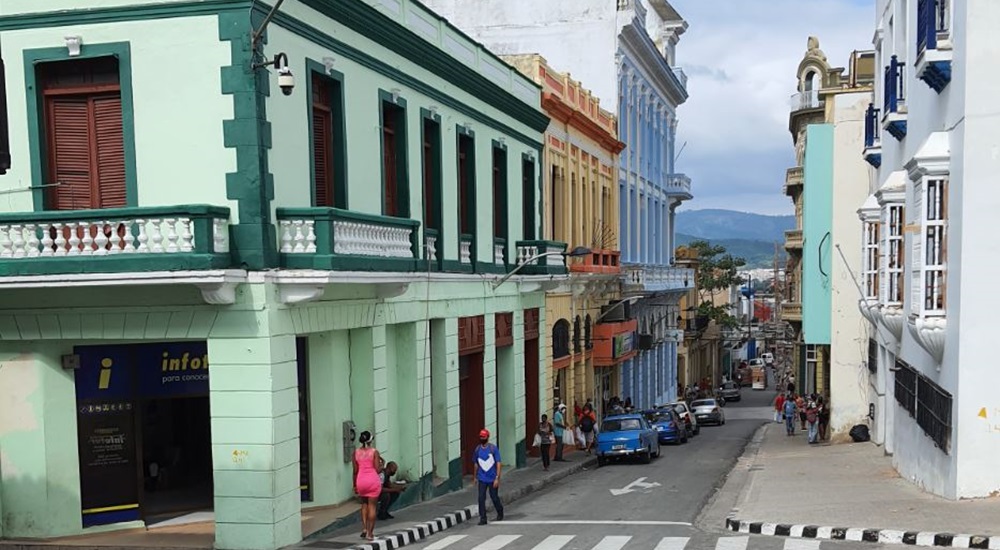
[0, 56, 10, 174]
[879, 208, 889, 303]
[93, 96, 126, 208]
[48, 98, 94, 210]
[313, 107, 331, 207]
[910, 183, 924, 316]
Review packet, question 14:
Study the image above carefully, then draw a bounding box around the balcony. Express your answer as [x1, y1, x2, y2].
[593, 319, 638, 367]
[514, 240, 569, 275]
[789, 91, 823, 114]
[277, 207, 420, 271]
[673, 67, 688, 91]
[863, 103, 882, 168]
[784, 229, 803, 250]
[0, 205, 232, 276]
[623, 264, 694, 294]
[916, 0, 952, 93]
[570, 249, 620, 274]
[883, 56, 907, 141]
[664, 173, 693, 200]
[782, 302, 802, 322]
[784, 167, 803, 196]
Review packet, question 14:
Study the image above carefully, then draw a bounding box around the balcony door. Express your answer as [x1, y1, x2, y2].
[39, 57, 126, 210]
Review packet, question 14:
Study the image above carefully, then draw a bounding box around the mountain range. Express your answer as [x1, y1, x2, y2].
[675, 209, 795, 269]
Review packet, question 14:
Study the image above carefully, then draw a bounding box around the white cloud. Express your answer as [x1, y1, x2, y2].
[670, 0, 874, 215]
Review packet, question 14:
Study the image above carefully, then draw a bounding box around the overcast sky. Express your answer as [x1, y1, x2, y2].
[670, 0, 874, 216]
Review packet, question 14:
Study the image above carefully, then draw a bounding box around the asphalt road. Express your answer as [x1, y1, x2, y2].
[403, 381, 892, 550]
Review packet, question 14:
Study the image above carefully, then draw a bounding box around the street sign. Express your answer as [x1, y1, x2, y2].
[609, 476, 661, 496]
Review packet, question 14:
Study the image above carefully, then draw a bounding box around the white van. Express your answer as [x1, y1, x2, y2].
[761, 352, 774, 365]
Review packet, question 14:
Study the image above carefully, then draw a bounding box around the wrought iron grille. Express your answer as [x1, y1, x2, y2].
[917, 375, 952, 452]
[893, 358, 917, 417]
[867, 339, 878, 374]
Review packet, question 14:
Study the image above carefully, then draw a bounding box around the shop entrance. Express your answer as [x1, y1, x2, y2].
[523, 309, 540, 457]
[74, 342, 213, 528]
[457, 315, 485, 477]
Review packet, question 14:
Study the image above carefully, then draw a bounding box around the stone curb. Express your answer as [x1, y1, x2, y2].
[337, 457, 598, 550]
[724, 518, 998, 549]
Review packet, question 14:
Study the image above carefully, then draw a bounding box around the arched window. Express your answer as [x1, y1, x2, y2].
[584, 314, 593, 350]
[553, 319, 570, 359]
[573, 316, 582, 353]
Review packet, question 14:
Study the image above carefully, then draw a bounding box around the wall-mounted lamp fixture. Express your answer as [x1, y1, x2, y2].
[527, 150, 536, 161]
[254, 52, 294, 96]
[390, 88, 401, 104]
[463, 122, 472, 133]
[428, 105, 439, 117]
[498, 137, 506, 146]
[65, 36, 82, 57]
[322, 57, 336, 74]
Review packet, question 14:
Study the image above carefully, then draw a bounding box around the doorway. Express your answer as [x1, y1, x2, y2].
[524, 337, 539, 457]
[140, 396, 213, 522]
[459, 352, 485, 476]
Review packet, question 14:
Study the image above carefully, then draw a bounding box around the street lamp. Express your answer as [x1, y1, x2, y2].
[491, 246, 591, 288]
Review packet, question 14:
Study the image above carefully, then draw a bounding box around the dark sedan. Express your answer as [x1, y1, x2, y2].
[642, 408, 688, 444]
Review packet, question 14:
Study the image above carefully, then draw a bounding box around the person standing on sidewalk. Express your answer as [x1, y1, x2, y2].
[578, 404, 597, 455]
[553, 403, 569, 461]
[806, 397, 819, 444]
[538, 414, 554, 471]
[796, 394, 807, 430]
[817, 396, 830, 441]
[774, 393, 786, 423]
[473, 428, 503, 525]
[783, 395, 797, 436]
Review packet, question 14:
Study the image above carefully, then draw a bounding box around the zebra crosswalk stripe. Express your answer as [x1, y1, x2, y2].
[423, 535, 468, 550]
[470, 535, 521, 550]
[590, 536, 632, 550]
[653, 537, 690, 550]
[531, 535, 576, 550]
[715, 535, 749, 550]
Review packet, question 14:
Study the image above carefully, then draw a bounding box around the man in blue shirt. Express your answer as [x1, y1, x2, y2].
[473, 428, 503, 525]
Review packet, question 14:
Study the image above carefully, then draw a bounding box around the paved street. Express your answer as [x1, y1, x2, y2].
[395, 383, 899, 550]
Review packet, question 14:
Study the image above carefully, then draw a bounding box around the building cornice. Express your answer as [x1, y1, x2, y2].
[619, 22, 688, 106]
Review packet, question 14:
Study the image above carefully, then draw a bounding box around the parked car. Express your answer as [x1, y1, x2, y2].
[642, 408, 688, 444]
[761, 352, 775, 366]
[668, 401, 700, 436]
[595, 414, 660, 466]
[690, 398, 726, 426]
[719, 381, 741, 402]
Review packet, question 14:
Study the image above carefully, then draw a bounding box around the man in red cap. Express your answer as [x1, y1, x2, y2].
[473, 428, 503, 525]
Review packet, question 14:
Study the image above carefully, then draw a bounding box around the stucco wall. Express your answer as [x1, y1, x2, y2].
[802, 124, 833, 346]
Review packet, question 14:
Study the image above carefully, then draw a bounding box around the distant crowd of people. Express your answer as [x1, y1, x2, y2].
[773, 391, 829, 443]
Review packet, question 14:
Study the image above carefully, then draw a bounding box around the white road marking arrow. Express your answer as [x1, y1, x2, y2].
[609, 476, 662, 496]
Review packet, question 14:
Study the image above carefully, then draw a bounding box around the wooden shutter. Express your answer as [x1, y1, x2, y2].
[93, 96, 126, 208]
[382, 105, 398, 217]
[312, 75, 333, 207]
[0, 57, 10, 174]
[910, 182, 924, 316]
[47, 98, 94, 210]
[458, 146, 469, 234]
[422, 120, 435, 228]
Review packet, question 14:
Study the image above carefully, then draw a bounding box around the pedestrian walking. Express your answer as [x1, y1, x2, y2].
[553, 403, 568, 461]
[796, 394, 807, 430]
[473, 428, 503, 525]
[783, 396, 797, 436]
[817, 396, 830, 441]
[352, 431, 383, 541]
[774, 393, 786, 423]
[806, 397, 819, 444]
[538, 414, 554, 471]
[578, 404, 597, 455]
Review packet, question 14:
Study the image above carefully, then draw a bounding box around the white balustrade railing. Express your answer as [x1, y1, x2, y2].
[0, 216, 228, 258]
[494, 242, 505, 265]
[545, 245, 566, 267]
[279, 220, 318, 253]
[278, 218, 415, 258]
[460, 239, 473, 265]
[516, 244, 539, 265]
[623, 265, 694, 290]
[425, 234, 437, 262]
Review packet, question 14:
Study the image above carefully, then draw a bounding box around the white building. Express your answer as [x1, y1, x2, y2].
[421, 0, 695, 409]
[858, 0, 1000, 499]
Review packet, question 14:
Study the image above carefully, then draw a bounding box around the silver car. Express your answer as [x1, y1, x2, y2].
[669, 401, 700, 436]
[690, 398, 726, 426]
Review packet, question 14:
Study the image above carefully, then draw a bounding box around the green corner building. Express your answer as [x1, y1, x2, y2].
[0, 1, 565, 548]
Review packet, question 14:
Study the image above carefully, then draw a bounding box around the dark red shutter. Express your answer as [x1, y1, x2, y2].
[47, 97, 94, 210]
[93, 96, 126, 208]
[422, 121, 434, 227]
[458, 148, 469, 234]
[493, 151, 502, 236]
[382, 105, 397, 217]
[312, 75, 334, 207]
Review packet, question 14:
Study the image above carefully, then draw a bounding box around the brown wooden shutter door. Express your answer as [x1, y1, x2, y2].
[313, 108, 331, 207]
[47, 98, 94, 210]
[93, 96, 127, 208]
[382, 112, 397, 217]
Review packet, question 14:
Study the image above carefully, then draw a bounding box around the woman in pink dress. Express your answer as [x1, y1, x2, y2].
[353, 431, 383, 540]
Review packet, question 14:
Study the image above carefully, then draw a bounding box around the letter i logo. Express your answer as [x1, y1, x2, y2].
[98, 358, 113, 390]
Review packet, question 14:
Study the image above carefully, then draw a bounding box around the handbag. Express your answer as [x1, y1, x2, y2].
[532, 433, 542, 447]
[561, 429, 575, 446]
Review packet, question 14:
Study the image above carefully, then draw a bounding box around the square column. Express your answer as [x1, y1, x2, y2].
[209, 334, 301, 550]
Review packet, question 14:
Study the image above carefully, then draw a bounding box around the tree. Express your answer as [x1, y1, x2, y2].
[689, 240, 746, 328]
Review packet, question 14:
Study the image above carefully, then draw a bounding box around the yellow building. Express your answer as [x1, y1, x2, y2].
[505, 55, 626, 423]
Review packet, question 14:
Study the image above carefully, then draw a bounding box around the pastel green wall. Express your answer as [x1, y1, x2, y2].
[0, 16, 235, 215]
[803, 123, 833, 346]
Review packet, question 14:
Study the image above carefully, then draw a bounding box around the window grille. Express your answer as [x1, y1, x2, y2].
[867, 339, 878, 374]
[863, 221, 880, 299]
[886, 205, 905, 304]
[893, 358, 917, 417]
[923, 179, 947, 312]
[916, 375, 952, 452]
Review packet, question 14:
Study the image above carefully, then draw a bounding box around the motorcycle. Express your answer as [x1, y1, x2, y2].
[715, 388, 727, 407]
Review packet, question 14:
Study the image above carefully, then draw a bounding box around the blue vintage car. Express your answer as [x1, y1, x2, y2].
[595, 413, 660, 466]
[642, 408, 688, 445]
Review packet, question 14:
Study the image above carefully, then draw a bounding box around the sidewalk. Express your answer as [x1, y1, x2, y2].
[294, 449, 598, 550]
[704, 422, 1000, 548]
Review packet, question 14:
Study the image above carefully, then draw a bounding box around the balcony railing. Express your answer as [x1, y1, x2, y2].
[493, 237, 507, 267]
[460, 234, 474, 266]
[864, 103, 881, 147]
[784, 229, 803, 250]
[883, 56, 905, 115]
[782, 302, 802, 321]
[623, 264, 694, 293]
[673, 67, 688, 90]
[790, 91, 823, 113]
[664, 173, 692, 198]
[424, 228, 439, 265]
[784, 167, 803, 194]
[0, 205, 231, 275]
[918, 0, 949, 53]
[570, 249, 620, 274]
[514, 240, 568, 275]
[276, 207, 420, 271]
[684, 315, 709, 333]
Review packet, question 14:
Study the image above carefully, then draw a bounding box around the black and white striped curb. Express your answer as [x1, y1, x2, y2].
[334, 506, 475, 550]
[725, 518, 998, 549]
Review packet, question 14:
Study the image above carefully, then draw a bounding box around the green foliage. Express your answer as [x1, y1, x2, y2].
[689, 240, 747, 328]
